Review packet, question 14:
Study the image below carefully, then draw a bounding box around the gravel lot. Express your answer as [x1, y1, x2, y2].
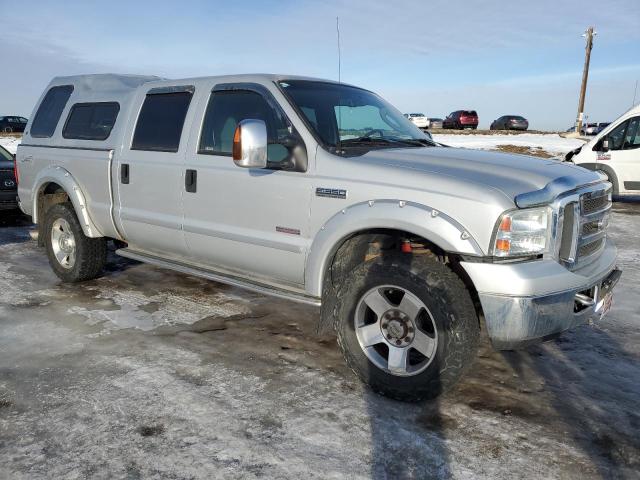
[1, 202, 639, 479]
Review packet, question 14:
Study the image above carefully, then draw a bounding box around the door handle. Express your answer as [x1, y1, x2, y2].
[185, 169, 197, 193]
[20, 155, 32, 163]
[121, 163, 130, 184]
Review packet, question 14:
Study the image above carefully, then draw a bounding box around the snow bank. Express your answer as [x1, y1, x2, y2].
[0, 136, 21, 154]
[432, 133, 586, 157]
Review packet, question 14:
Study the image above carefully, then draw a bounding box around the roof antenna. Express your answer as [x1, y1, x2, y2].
[336, 16, 341, 83]
[336, 16, 343, 152]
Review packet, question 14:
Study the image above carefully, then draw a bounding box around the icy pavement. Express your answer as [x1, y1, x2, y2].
[432, 133, 586, 157]
[0, 205, 638, 479]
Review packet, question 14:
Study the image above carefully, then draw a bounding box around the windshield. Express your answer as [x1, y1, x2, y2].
[278, 80, 432, 154]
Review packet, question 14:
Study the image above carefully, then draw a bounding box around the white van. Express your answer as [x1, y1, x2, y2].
[568, 104, 640, 196]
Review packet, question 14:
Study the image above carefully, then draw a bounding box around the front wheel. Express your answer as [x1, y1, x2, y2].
[335, 254, 479, 401]
[44, 202, 107, 282]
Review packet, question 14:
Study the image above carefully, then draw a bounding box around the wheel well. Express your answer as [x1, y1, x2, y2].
[576, 162, 619, 195]
[320, 229, 483, 331]
[36, 182, 71, 246]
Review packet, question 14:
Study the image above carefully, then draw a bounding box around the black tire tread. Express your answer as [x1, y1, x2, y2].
[44, 202, 107, 282]
[332, 253, 479, 402]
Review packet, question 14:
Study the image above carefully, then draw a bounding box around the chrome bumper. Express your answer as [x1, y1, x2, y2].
[461, 239, 621, 350]
[478, 267, 621, 349]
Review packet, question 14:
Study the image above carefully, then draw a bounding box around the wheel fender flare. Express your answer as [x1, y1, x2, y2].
[32, 166, 103, 238]
[575, 162, 619, 195]
[305, 199, 483, 298]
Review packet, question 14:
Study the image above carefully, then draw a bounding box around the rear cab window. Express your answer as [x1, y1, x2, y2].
[30, 85, 74, 137]
[63, 102, 120, 140]
[132, 87, 194, 152]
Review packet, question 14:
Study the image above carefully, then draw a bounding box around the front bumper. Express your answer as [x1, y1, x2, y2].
[461, 239, 621, 349]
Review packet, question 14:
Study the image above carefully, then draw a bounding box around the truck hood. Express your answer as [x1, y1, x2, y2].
[362, 146, 600, 204]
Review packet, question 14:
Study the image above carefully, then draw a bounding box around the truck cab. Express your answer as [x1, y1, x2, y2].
[16, 74, 620, 401]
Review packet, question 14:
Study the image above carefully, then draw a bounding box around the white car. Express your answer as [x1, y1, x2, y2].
[404, 113, 429, 129]
[568, 104, 640, 197]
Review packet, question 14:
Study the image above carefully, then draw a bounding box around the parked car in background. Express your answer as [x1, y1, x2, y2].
[404, 113, 429, 129]
[567, 104, 640, 198]
[596, 122, 611, 134]
[0, 116, 28, 133]
[442, 110, 478, 129]
[0, 145, 18, 211]
[584, 123, 599, 135]
[490, 115, 529, 131]
[427, 117, 443, 129]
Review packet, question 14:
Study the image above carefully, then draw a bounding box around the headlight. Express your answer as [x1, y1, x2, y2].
[492, 207, 551, 257]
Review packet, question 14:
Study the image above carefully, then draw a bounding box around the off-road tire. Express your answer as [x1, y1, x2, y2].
[334, 253, 479, 401]
[44, 202, 107, 282]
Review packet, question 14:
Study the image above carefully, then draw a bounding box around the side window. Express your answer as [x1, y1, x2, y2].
[30, 85, 74, 137]
[132, 91, 193, 152]
[198, 90, 291, 165]
[63, 102, 120, 140]
[608, 120, 628, 151]
[623, 117, 640, 150]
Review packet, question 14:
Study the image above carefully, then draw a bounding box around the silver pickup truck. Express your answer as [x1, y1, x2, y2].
[16, 74, 620, 401]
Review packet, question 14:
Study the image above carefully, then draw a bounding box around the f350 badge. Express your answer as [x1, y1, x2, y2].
[316, 187, 347, 199]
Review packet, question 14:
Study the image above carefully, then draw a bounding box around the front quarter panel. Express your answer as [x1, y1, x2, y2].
[305, 199, 483, 297]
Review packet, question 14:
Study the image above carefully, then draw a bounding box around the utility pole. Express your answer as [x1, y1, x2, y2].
[575, 26, 596, 134]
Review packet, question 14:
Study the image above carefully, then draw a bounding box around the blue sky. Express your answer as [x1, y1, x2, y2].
[1, 0, 639, 130]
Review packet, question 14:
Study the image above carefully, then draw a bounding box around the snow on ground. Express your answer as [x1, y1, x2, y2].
[0, 133, 639, 478]
[0, 135, 21, 154]
[433, 133, 586, 157]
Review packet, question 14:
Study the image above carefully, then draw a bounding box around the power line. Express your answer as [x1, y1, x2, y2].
[336, 16, 341, 83]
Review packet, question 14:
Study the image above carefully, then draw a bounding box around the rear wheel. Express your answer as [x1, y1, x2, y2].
[44, 203, 107, 282]
[3, 126, 12, 133]
[334, 253, 479, 401]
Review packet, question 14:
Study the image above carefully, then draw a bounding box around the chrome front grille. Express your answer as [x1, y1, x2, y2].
[558, 185, 611, 268]
[577, 238, 605, 258]
[581, 194, 609, 214]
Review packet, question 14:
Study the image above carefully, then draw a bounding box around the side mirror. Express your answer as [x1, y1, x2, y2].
[232, 119, 267, 169]
[601, 138, 609, 152]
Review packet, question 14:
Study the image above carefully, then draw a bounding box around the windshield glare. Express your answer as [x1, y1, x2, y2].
[279, 80, 430, 151]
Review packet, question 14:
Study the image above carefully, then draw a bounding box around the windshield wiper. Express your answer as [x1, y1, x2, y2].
[386, 137, 435, 147]
[341, 136, 434, 148]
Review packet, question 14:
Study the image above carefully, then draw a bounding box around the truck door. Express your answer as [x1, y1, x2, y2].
[114, 86, 195, 257]
[181, 84, 311, 285]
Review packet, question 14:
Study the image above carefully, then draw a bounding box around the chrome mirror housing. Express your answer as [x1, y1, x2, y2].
[232, 119, 268, 169]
